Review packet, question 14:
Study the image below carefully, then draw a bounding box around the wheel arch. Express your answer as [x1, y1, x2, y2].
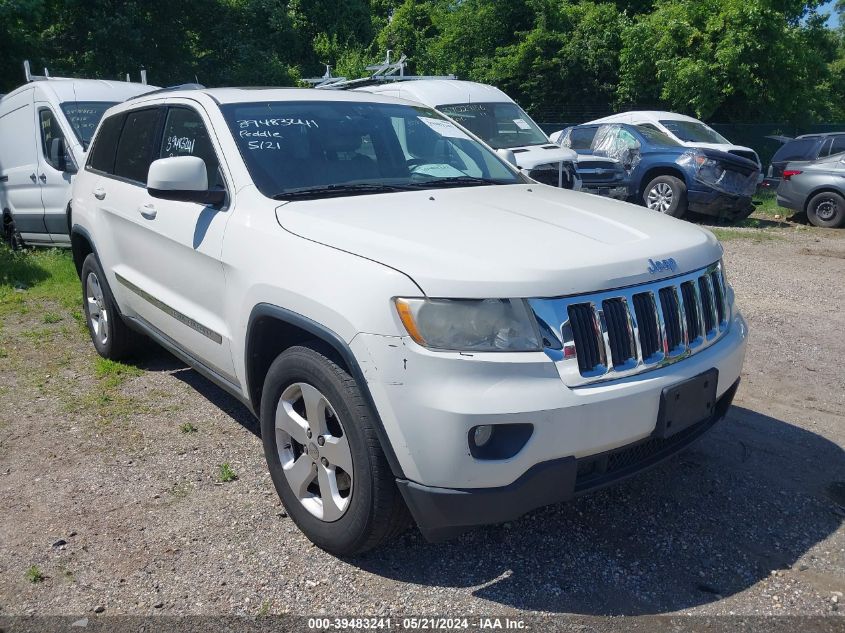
[638, 165, 687, 200]
[245, 303, 406, 478]
[70, 225, 96, 277]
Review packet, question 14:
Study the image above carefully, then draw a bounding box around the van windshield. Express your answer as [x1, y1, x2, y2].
[60, 101, 118, 149]
[658, 119, 729, 144]
[220, 100, 521, 200]
[438, 102, 549, 149]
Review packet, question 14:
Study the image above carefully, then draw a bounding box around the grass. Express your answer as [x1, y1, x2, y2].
[25, 565, 44, 583]
[180, 422, 198, 434]
[94, 357, 143, 388]
[218, 463, 238, 483]
[42, 312, 62, 324]
[710, 227, 781, 242]
[0, 248, 78, 316]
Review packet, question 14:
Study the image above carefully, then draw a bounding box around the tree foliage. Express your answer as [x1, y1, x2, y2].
[1, 0, 843, 124]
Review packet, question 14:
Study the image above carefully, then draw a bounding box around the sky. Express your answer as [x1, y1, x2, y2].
[821, 0, 841, 28]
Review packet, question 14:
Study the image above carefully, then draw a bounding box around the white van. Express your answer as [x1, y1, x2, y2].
[587, 111, 762, 172]
[0, 71, 155, 247]
[354, 80, 581, 190]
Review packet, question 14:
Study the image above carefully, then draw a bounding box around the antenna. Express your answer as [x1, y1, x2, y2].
[44, 67, 50, 78]
[140, 69, 148, 85]
[126, 73, 131, 82]
[24, 60, 33, 82]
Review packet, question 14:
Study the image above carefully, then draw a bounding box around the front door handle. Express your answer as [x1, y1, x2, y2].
[30, 173, 37, 182]
[39, 173, 47, 183]
[93, 187, 106, 200]
[139, 203, 157, 220]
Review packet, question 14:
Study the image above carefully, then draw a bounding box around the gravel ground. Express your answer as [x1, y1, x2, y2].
[0, 223, 843, 622]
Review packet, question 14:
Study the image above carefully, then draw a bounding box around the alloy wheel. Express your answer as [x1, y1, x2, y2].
[86, 272, 109, 346]
[646, 182, 674, 213]
[275, 382, 353, 521]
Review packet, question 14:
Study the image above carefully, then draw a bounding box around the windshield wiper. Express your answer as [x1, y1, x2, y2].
[273, 183, 413, 201]
[409, 176, 510, 189]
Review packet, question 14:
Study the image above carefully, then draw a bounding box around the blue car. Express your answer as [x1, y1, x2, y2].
[555, 123, 760, 220]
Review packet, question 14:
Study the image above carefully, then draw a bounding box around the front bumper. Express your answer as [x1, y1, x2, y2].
[687, 187, 753, 219]
[399, 378, 739, 541]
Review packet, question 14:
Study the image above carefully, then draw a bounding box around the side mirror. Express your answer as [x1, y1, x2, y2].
[50, 137, 67, 172]
[147, 156, 225, 206]
[496, 148, 518, 167]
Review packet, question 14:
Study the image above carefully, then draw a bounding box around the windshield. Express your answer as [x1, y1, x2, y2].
[220, 101, 521, 199]
[60, 101, 118, 149]
[437, 102, 549, 149]
[636, 125, 682, 147]
[658, 119, 729, 144]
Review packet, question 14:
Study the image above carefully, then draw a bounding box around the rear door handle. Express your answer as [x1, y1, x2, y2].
[93, 187, 106, 200]
[139, 203, 157, 220]
[39, 173, 47, 183]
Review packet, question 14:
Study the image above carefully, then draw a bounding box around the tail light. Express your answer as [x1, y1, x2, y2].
[782, 170, 803, 180]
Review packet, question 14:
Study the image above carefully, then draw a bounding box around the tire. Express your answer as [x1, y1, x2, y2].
[642, 175, 687, 218]
[80, 253, 137, 359]
[806, 191, 845, 228]
[260, 343, 409, 556]
[4, 214, 23, 250]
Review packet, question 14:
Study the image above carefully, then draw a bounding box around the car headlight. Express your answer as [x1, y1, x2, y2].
[394, 298, 542, 352]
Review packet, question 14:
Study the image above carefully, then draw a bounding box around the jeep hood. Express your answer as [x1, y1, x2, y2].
[275, 184, 722, 298]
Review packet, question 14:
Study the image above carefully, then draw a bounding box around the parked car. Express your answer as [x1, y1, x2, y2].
[763, 132, 845, 190]
[554, 123, 759, 220]
[71, 86, 747, 555]
[0, 66, 155, 248]
[353, 79, 581, 190]
[776, 153, 845, 228]
[588, 111, 762, 173]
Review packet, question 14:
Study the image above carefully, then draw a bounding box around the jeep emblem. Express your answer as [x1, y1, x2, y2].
[647, 257, 678, 274]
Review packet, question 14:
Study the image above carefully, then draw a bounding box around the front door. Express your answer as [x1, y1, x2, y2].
[102, 103, 235, 382]
[35, 105, 75, 244]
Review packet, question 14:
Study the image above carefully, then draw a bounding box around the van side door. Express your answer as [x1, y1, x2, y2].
[0, 88, 49, 242]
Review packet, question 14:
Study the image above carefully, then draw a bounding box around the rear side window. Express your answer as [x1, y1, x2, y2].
[88, 113, 126, 174]
[114, 108, 160, 184]
[568, 127, 598, 150]
[829, 135, 845, 156]
[159, 107, 221, 187]
[772, 138, 817, 163]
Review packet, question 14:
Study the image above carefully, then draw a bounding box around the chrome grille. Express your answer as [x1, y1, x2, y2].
[530, 262, 730, 387]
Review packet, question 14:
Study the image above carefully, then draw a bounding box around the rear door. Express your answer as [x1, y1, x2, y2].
[0, 89, 49, 242]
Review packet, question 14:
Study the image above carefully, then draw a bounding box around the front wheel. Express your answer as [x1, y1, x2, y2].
[807, 191, 845, 228]
[260, 344, 408, 556]
[642, 175, 687, 218]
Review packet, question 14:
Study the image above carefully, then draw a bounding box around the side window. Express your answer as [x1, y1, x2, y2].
[830, 135, 845, 156]
[87, 113, 125, 174]
[114, 108, 160, 184]
[159, 107, 222, 187]
[819, 138, 833, 157]
[569, 127, 597, 150]
[39, 109, 67, 171]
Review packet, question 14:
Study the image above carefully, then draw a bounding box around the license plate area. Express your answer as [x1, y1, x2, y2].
[655, 368, 719, 439]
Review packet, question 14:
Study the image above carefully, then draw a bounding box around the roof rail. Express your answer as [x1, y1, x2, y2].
[130, 83, 205, 100]
[23, 60, 50, 82]
[309, 52, 456, 91]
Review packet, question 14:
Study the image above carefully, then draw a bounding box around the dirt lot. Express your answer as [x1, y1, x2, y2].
[0, 217, 843, 621]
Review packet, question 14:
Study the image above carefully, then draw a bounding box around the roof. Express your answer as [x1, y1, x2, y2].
[2, 77, 155, 104]
[795, 131, 845, 139]
[589, 111, 702, 125]
[355, 80, 514, 108]
[124, 86, 421, 107]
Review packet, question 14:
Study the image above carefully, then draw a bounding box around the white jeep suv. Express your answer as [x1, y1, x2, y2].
[70, 87, 748, 555]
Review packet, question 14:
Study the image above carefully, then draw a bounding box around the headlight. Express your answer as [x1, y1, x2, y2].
[394, 298, 542, 352]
